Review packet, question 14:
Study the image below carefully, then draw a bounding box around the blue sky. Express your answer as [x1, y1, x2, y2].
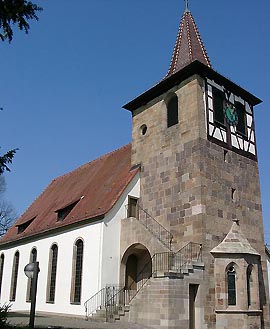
[1, 0, 269, 243]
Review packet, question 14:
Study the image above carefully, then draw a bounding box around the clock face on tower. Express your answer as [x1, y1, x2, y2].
[223, 101, 238, 126]
[205, 78, 256, 159]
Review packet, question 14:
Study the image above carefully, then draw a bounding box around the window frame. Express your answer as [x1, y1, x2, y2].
[166, 93, 179, 128]
[10, 251, 20, 301]
[0, 253, 4, 298]
[227, 265, 237, 306]
[46, 243, 58, 303]
[70, 238, 84, 304]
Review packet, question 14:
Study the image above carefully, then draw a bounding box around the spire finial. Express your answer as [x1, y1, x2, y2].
[185, 0, 189, 12]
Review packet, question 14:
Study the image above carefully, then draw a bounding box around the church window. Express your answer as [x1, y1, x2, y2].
[10, 251, 20, 301]
[0, 254, 4, 298]
[235, 101, 247, 136]
[166, 93, 179, 127]
[127, 196, 138, 218]
[227, 266, 236, 305]
[47, 244, 58, 303]
[247, 264, 252, 307]
[26, 248, 37, 302]
[71, 239, 84, 304]
[212, 87, 225, 125]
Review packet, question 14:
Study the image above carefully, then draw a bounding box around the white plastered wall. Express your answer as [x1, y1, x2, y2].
[0, 172, 140, 317]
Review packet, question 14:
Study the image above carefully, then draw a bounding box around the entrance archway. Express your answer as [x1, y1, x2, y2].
[121, 243, 152, 291]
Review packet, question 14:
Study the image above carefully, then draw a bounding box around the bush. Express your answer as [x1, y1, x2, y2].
[0, 303, 11, 328]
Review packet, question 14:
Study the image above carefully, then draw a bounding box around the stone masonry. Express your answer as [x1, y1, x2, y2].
[129, 74, 269, 328]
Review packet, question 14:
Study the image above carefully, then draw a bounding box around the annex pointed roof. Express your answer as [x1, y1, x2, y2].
[0, 144, 139, 246]
[211, 219, 260, 256]
[165, 6, 211, 78]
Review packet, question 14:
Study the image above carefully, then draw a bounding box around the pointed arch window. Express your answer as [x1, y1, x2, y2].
[227, 265, 236, 306]
[71, 239, 84, 304]
[26, 248, 37, 302]
[166, 93, 179, 128]
[0, 254, 4, 298]
[47, 244, 58, 303]
[10, 251, 20, 301]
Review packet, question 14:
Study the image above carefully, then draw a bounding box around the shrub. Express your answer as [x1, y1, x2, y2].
[0, 303, 11, 328]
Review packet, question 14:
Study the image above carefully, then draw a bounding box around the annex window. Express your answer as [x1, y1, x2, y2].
[212, 87, 225, 125]
[247, 264, 252, 307]
[235, 101, 247, 136]
[26, 248, 37, 302]
[47, 244, 58, 303]
[71, 239, 84, 304]
[0, 254, 4, 298]
[227, 265, 236, 306]
[10, 251, 20, 301]
[127, 196, 138, 218]
[166, 93, 179, 128]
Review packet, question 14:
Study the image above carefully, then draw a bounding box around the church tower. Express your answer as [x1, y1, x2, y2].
[124, 4, 269, 329]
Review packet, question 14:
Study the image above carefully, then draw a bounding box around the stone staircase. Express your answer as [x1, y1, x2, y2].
[84, 243, 204, 323]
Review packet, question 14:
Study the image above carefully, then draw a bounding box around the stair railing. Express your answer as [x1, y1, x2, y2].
[125, 204, 173, 250]
[84, 284, 123, 320]
[104, 242, 203, 322]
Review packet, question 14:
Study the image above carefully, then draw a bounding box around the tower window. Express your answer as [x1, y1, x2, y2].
[166, 94, 179, 127]
[140, 124, 147, 136]
[235, 101, 247, 136]
[10, 251, 20, 301]
[227, 266, 236, 306]
[212, 87, 224, 125]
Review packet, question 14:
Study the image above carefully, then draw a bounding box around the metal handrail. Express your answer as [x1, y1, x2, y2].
[105, 242, 203, 322]
[84, 285, 123, 320]
[125, 204, 173, 250]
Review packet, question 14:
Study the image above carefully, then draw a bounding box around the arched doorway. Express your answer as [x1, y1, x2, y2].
[121, 243, 152, 292]
[125, 254, 138, 290]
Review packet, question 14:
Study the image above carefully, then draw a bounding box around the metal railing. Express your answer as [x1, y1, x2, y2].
[105, 242, 202, 322]
[84, 284, 123, 320]
[126, 203, 173, 250]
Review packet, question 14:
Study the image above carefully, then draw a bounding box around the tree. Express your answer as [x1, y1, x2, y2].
[0, 0, 43, 42]
[0, 148, 17, 174]
[0, 176, 17, 237]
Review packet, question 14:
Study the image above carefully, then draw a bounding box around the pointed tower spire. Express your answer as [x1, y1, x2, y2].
[165, 6, 211, 78]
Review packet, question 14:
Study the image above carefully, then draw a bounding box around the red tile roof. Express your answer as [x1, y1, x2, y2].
[165, 9, 211, 78]
[0, 144, 138, 245]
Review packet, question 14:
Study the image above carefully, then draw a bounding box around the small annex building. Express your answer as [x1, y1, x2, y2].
[0, 4, 269, 329]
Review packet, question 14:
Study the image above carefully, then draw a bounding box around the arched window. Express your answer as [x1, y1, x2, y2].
[10, 251, 20, 301]
[71, 239, 84, 304]
[166, 93, 178, 128]
[247, 264, 252, 307]
[227, 265, 236, 306]
[26, 248, 37, 302]
[0, 254, 4, 298]
[47, 244, 58, 303]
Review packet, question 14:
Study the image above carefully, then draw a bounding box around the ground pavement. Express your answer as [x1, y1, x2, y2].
[7, 312, 151, 329]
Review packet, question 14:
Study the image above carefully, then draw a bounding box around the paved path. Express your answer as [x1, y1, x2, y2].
[7, 312, 150, 329]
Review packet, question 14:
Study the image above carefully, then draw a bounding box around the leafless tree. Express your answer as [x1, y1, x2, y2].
[0, 175, 17, 237]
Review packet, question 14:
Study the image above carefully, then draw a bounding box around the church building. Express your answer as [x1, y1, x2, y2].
[0, 3, 269, 329]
